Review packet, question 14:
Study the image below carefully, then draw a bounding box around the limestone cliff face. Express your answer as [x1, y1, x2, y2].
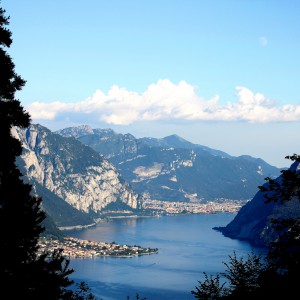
[12, 124, 141, 215]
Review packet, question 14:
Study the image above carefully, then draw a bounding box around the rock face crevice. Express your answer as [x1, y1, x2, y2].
[12, 124, 141, 215]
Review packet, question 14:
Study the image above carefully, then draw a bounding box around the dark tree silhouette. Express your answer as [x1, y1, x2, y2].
[256, 154, 300, 299]
[191, 251, 266, 300]
[191, 272, 227, 300]
[192, 154, 300, 299]
[259, 154, 300, 204]
[221, 250, 265, 298]
[0, 3, 95, 299]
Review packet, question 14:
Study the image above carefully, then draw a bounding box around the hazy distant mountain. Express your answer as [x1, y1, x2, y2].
[13, 124, 142, 228]
[140, 134, 231, 158]
[57, 125, 281, 203]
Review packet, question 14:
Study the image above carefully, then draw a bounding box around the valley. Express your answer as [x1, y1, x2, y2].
[13, 123, 283, 239]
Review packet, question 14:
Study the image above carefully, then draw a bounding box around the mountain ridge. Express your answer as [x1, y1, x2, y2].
[13, 124, 142, 226]
[56, 125, 281, 203]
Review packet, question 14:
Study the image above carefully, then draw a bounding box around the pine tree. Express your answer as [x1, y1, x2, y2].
[0, 3, 95, 299]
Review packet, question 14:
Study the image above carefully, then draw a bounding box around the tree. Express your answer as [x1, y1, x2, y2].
[0, 3, 95, 299]
[191, 251, 266, 300]
[259, 154, 300, 205]
[257, 154, 300, 298]
[191, 272, 227, 300]
[192, 154, 300, 299]
[221, 251, 266, 299]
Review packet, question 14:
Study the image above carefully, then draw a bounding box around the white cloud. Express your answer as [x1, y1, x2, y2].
[259, 36, 268, 46]
[27, 79, 300, 125]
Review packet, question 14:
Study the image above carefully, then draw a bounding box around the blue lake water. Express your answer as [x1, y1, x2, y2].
[67, 213, 265, 300]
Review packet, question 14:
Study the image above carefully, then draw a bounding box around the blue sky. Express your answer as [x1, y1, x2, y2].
[3, 0, 300, 168]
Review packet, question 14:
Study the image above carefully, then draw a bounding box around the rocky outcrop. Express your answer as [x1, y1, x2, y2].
[57, 125, 281, 203]
[12, 124, 141, 216]
[216, 161, 300, 247]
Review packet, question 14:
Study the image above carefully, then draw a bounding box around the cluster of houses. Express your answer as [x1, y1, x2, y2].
[38, 236, 158, 258]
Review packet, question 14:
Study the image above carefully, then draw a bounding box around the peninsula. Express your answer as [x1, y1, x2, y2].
[38, 236, 158, 258]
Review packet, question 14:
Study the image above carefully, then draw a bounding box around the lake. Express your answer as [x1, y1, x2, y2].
[67, 213, 265, 300]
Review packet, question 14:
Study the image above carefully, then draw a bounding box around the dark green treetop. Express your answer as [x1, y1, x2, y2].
[0, 3, 95, 299]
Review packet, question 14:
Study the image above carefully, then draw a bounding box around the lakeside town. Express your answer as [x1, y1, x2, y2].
[142, 198, 249, 214]
[38, 236, 158, 259]
[39, 199, 249, 259]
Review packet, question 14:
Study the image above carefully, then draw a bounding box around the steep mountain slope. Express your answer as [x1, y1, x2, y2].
[216, 161, 300, 247]
[57, 125, 281, 203]
[33, 180, 95, 227]
[13, 124, 141, 221]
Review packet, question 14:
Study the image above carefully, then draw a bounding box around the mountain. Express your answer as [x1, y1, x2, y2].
[13, 124, 142, 227]
[216, 161, 300, 247]
[141, 134, 232, 158]
[56, 125, 281, 203]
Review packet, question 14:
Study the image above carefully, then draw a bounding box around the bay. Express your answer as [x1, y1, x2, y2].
[67, 213, 265, 300]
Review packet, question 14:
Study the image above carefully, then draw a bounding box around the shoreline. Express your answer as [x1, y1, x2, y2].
[38, 236, 159, 259]
[71, 250, 159, 259]
[58, 222, 97, 231]
[58, 211, 236, 231]
[58, 214, 156, 230]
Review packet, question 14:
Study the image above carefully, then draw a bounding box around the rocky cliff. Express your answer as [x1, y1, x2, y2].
[12, 124, 141, 218]
[216, 161, 300, 247]
[57, 125, 281, 203]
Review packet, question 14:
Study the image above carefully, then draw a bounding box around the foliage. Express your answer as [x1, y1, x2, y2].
[70, 282, 97, 300]
[0, 3, 96, 299]
[191, 273, 227, 300]
[221, 251, 266, 298]
[192, 154, 300, 299]
[126, 293, 147, 300]
[260, 155, 300, 289]
[259, 154, 300, 204]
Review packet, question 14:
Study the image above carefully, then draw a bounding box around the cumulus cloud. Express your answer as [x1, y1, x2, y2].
[27, 79, 300, 125]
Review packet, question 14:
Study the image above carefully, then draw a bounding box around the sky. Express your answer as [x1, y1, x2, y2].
[2, 0, 300, 168]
